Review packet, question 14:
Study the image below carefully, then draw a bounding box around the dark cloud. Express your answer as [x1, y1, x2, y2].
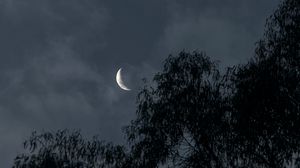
[0, 0, 279, 167]
[157, 0, 280, 68]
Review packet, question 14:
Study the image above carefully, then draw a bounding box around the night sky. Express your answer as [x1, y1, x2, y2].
[0, 0, 279, 167]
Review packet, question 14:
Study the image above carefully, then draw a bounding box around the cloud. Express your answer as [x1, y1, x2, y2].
[0, 0, 281, 167]
[0, 1, 119, 166]
[0, 35, 136, 167]
[156, 0, 280, 68]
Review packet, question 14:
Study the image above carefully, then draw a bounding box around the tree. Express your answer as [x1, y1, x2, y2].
[231, 0, 300, 167]
[125, 51, 232, 167]
[13, 130, 126, 168]
[125, 0, 300, 167]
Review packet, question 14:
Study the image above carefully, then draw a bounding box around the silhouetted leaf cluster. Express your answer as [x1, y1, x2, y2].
[13, 130, 126, 168]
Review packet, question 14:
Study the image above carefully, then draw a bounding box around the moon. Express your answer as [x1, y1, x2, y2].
[116, 68, 131, 91]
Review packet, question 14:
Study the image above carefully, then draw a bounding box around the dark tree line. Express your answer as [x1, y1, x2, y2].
[13, 130, 126, 168]
[12, 0, 300, 167]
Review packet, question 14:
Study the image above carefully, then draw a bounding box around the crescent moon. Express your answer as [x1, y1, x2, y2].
[116, 68, 131, 91]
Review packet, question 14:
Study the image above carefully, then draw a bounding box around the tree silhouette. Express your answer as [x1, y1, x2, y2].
[13, 130, 126, 168]
[125, 0, 300, 167]
[231, 0, 300, 167]
[124, 51, 231, 167]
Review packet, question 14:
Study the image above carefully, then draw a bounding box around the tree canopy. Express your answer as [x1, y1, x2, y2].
[125, 0, 300, 167]
[13, 130, 126, 168]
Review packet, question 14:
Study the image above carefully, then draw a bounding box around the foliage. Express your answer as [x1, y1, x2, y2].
[231, 0, 300, 167]
[125, 0, 300, 167]
[124, 51, 232, 168]
[13, 130, 126, 168]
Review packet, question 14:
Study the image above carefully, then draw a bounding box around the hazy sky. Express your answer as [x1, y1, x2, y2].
[0, 0, 280, 167]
